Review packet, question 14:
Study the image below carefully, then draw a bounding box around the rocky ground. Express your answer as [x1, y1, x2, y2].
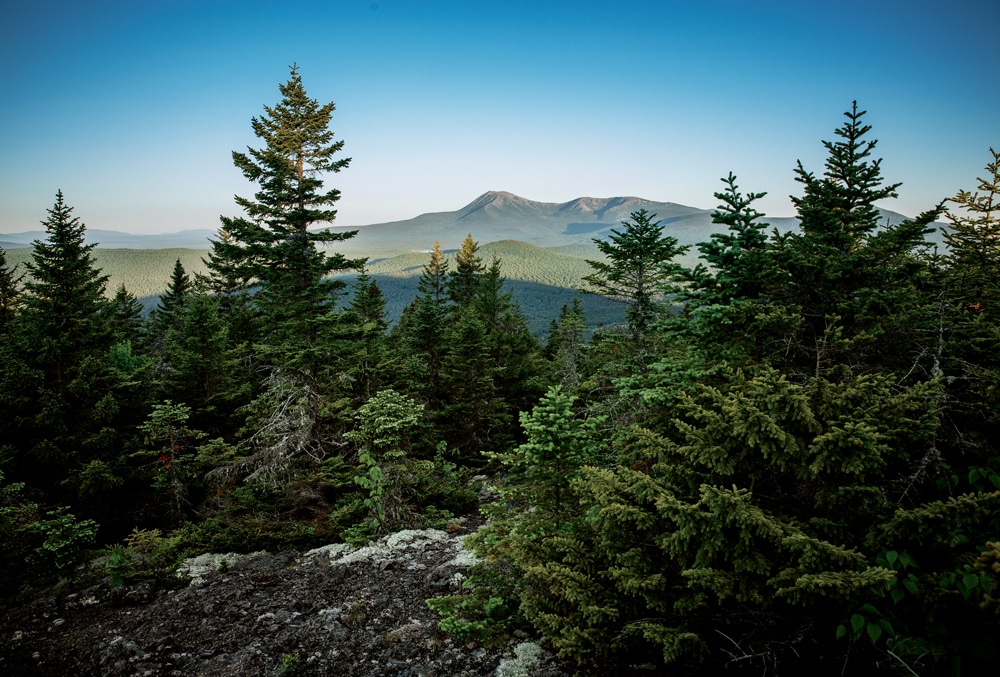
[0, 524, 574, 676]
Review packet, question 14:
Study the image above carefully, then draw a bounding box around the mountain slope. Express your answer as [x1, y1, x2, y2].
[1, 191, 937, 255]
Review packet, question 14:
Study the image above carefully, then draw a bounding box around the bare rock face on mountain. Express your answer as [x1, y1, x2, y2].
[0, 528, 572, 677]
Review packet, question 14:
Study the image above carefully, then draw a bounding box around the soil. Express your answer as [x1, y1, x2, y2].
[0, 524, 573, 677]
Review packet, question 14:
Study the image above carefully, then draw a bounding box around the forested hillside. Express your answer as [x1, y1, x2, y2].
[2, 240, 625, 332]
[1, 69, 997, 675]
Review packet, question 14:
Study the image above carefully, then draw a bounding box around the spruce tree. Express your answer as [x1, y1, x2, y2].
[220, 63, 363, 355]
[583, 208, 688, 351]
[107, 284, 145, 344]
[23, 191, 111, 378]
[154, 259, 190, 321]
[215, 65, 365, 478]
[16, 192, 116, 492]
[447, 234, 484, 307]
[766, 102, 941, 376]
[0, 246, 23, 333]
[148, 258, 191, 351]
[409, 241, 450, 382]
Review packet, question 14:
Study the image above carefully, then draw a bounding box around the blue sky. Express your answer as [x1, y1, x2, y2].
[1, 0, 997, 234]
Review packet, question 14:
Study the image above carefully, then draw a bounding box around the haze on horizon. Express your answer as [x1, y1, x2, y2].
[1, 0, 997, 236]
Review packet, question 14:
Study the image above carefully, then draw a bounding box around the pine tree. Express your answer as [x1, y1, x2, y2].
[220, 63, 363, 355]
[447, 234, 484, 307]
[107, 284, 145, 344]
[214, 65, 365, 479]
[147, 259, 192, 354]
[0, 246, 23, 333]
[16, 192, 116, 492]
[766, 102, 941, 376]
[582, 208, 688, 351]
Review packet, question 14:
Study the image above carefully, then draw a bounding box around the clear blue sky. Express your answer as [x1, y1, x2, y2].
[1, 0, 997, 234]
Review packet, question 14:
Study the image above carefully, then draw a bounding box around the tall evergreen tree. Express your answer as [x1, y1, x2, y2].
[149, 258, 191, 351]
[214, 65, 364, 479]
[447, 234, 484, 307]
[583, 208, 688, 351]
[15, 192, 117, 492]
[107, 284, 145, 344]
[22, 192, 111, 378]
[220, 63, 363, 356]
[765, 102, 940, 376]
[154, 259, 190, 320]
[408, 241, 450, 383]
[686, 173, 771, 306]
[0, 246, 23, 333]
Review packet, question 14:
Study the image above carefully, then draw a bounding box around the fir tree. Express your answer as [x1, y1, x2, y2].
[16, 192, 116, 492]
[156, 258, 191, 321]
[447, 234, 484, 307]
[766, 102, 941, 376]
[407, 241, 450, 385]
[215, 65, 365, 478]
[107, 284, 145, 344]
[220, 63, 363, 354]
[22, 191, 111, 379]
[583, 208, 688, 351]
[148, 259, 191, 351]
[687, 173, 770, 305]
[0, 246, 23, 333]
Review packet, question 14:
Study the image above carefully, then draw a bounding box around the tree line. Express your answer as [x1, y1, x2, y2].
[1, 67, 997, 674]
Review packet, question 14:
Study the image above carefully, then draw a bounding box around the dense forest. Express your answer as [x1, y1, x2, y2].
[1, 67, 998, 675]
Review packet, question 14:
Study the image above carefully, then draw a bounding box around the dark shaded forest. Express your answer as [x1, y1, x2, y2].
[1, 67, 998, 675]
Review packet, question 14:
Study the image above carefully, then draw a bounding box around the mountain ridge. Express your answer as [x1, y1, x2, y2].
[1, 191, 937, 253]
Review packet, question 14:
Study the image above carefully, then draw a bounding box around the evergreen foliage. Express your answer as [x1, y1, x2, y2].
[212, 65, 366, 479]
[0, 246, 23, 333]
[108, 284, 144, 344]
[583, 208, 689, 347]
[13, 192, 120, 496]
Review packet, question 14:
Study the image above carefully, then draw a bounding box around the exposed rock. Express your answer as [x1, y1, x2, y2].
[0, 527, 572, 676]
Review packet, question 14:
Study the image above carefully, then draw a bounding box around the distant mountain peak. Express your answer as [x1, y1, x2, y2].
[460, 191, 550, 215]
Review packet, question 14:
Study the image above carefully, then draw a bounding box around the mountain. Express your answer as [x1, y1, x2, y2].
[0, 229, 216, 250]
[0, 191, 940, 254]
[327, 191, 722, 254]
[318, 191, 938, 255]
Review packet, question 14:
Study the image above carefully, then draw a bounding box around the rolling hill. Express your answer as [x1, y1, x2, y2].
[1, 191, 944, 333]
